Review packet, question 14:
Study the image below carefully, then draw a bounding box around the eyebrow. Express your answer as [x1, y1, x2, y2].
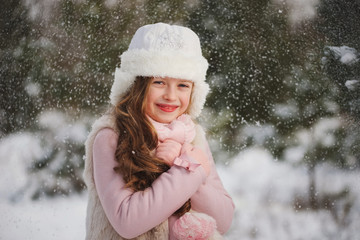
[179, 80, 192, 83]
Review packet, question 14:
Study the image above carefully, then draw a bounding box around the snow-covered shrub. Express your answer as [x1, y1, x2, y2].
[0, 110, 93, 202]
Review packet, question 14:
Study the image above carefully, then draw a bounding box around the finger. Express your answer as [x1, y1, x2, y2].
[181, 142, 193, 154]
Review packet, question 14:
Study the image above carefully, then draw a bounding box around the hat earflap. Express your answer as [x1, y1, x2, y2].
[110, 69, 135, 106]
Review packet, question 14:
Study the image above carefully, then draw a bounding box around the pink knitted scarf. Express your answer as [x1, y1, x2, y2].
[149, 114, 196, 144]
[149, 114, 200, 172]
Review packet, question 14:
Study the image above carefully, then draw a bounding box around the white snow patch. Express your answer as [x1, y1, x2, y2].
[272, 0, 319, 25]
[274, 102, 299, 119]
[38, 110, 88, 144]
[0, 133, 44, 201]
[345, 80, 359, 91]
[25, 82, 41, 96]
[240, 124, 276, 145]
[327, 46, 358, 65]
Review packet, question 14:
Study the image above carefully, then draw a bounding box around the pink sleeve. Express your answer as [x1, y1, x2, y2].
[190, 140, 235, 234]
[92, 128, 206, 239]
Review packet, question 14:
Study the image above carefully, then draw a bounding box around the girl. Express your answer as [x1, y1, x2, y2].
[83, 23, 234, 240]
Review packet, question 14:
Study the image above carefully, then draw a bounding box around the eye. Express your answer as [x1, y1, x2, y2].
[178, 83, 191, 88]
[152, 80, 165, 85]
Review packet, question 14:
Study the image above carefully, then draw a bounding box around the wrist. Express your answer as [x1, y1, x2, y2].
[174, 153, 201, 172]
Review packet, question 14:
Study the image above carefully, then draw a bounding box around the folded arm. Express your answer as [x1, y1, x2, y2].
[92, 128, 206, 239]
[190, 139, 235, 234]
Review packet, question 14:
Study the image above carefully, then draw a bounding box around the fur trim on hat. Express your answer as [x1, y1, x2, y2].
[109, 23, 210, 118]
[120, 49, 208, 82]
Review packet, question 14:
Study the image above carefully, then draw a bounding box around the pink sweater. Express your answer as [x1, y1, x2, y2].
[92, 128, 234, 239]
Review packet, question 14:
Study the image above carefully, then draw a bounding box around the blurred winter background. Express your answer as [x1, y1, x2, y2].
[1, 0, 360, 239]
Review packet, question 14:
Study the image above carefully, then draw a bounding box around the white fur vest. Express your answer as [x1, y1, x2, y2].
[83, 114, 170, 240]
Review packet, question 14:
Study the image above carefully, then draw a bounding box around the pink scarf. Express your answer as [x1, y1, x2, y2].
[149, 114, 196, 144]
[149, 114, 199, 171]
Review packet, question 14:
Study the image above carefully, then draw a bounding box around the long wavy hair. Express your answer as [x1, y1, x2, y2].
[112, 76, 191, 217]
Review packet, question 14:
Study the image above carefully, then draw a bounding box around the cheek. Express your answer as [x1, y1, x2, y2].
[181, 92, 192, 109]
[146, 88, 160, 104]
[145, 101, 151, 115]
[145, 90, 156, 113]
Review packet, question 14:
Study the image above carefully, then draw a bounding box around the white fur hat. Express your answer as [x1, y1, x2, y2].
[109, 22, 209, 118]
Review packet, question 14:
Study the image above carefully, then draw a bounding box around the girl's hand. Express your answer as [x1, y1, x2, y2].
[155, 139, 182, 166]
[181, 143, 211, 176]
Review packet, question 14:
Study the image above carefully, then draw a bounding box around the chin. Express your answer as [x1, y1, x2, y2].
[157, 113, 179, 123]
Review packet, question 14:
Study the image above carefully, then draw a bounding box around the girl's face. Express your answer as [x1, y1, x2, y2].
[145, 77, 193, 123]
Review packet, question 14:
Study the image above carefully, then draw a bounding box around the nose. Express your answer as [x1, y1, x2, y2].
[164, 85, 176, 101]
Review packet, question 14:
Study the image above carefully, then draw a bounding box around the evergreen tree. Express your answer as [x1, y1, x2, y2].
[18, 0, 143, 198]
[187, 0, 332, 157]
[317, 0, 360, 166]
[0, 0, 43, 136]
[317, 0, 360, 121]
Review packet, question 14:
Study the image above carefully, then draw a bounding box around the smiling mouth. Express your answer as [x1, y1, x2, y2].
[157, 104, 179, 112]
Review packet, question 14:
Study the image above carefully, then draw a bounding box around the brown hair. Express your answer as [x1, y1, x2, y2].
[112, 76, 190, 216]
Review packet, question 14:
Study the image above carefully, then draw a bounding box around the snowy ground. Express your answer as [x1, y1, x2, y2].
[219, 147, 360, 240]
[1, 134, 359, 239]
[0, 194, 86, 240]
